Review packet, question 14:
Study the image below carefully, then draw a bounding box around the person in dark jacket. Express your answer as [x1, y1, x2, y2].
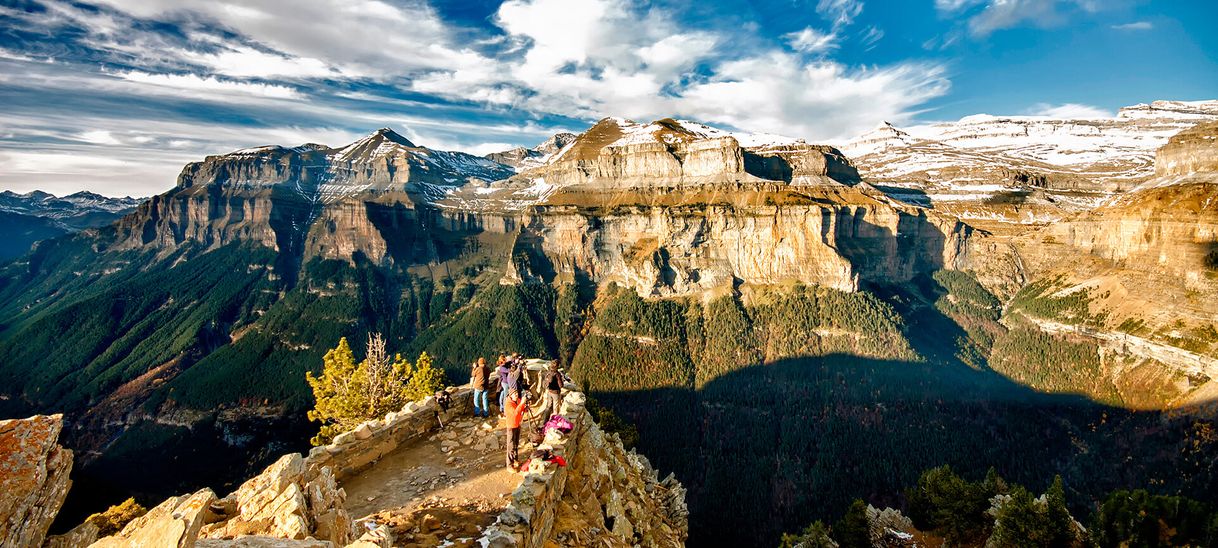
[470, 357, 490, 418]
[540, 360, 564, 419]
[496, 355, 511, 416]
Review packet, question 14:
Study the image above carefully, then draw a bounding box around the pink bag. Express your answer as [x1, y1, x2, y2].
[544, 415, 573, 434]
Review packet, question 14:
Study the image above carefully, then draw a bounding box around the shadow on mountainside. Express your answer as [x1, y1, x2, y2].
[593, 353, 1218, 548]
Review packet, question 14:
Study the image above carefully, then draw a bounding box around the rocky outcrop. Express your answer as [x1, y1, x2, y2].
[0, 414, 73, 548]
[199, 455, 353, 545]
[486, 133, 578, 170]
[1155, 121, 1218, 177]
[479, 390, 687, 548]
[91, 488, 216, 548]
[511, 118, 858, 190]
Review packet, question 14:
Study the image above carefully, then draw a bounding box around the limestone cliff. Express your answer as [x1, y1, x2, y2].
[0, 414, 73, 548]
[999, 120, 1218, 408]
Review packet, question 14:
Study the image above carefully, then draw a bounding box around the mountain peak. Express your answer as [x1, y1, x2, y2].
[367, 127, 415, 147]
[334, 127, 417, 162]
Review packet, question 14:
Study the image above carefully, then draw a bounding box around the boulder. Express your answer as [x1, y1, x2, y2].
[0, 414, 73, 548]
[202, 455, 354, 545]
[91, 488, 216, 548]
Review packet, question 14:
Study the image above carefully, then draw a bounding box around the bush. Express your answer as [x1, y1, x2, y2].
[84, 497, 147, 536]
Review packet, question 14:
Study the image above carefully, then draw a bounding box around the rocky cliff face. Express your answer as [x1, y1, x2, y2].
[1000, 119, 1218, 407]
[0, 414, 73, 548]
[500, 117, 857, 191]
[510, 185, 971, 295]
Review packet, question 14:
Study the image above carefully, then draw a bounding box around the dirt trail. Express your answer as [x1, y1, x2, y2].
[342, 409, 546, 547]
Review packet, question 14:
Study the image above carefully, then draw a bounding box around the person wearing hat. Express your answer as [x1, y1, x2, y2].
[470, 357, 490, 418]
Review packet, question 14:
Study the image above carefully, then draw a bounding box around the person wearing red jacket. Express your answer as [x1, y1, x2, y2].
[504, 389, 528, 470]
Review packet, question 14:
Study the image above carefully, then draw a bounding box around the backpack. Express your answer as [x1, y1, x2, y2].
[529, 426, 546, 445]
[544, 415, 573, 434]
[434, 390, 451, 412]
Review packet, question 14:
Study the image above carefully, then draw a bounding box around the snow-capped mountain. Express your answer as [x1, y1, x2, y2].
[486, 132, 578, 171]
[192, 128, 516, 205]
[0, 190, 142, 225]
[837, 99, 1218, 223]
[0, 190, 144, 259]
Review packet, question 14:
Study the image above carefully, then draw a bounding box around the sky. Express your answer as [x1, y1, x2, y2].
[0, 0, 1216, 197]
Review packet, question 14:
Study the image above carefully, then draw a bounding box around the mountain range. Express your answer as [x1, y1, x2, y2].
[0, 190, 141, 259]
[2, 100, 1217, 546]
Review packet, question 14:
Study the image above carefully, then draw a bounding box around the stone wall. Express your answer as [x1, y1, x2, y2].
[86, 386, 473, 548]
[302, 386, 473, 483]
[478, 389, 688, 548]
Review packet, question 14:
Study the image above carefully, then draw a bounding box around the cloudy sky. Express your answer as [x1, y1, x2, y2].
[1, 0, 1216, 197]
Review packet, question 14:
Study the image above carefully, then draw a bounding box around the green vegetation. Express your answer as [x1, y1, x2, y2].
[785, 466, 1218, 548]
[989, 325, 1114, 402]
[989, 478, 1076, 548]
[407, 283, 557, 377]
[306, 335, 445, 445]
[1091, 489, 1218, 547]
[1008, 277, 1107, 327]
[82, 498, 147, 537]
[906, 465, 1004, 544]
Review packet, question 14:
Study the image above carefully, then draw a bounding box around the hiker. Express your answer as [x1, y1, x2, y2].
[504, 388, 528, 470]
[508, 354, 531, 397]
[496, 356, 511, 416]
[470, 357, 489, 418]
[540, 360, 564, 419]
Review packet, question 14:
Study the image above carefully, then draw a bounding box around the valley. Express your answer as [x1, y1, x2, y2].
[0, 102, 1216, 547]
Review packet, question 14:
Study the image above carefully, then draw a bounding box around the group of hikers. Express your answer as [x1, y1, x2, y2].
[468, 353, 569, 471]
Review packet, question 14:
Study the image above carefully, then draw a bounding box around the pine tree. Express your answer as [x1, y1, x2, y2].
[832, 499, 872, 548]
[306, 335, 446, 446]
[779, 520, 836, 548]
[406, 351, 445, 401]
[1045, 476, 1076, 547]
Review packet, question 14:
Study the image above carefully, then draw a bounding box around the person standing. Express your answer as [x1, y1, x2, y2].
[470, 357, 490, 418]
[503, 389, 527, 470]
[496, 356, 511, 416]
[540, 360, 564, 419]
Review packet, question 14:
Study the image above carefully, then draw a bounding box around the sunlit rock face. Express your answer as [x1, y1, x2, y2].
[0, 414, 73, 548]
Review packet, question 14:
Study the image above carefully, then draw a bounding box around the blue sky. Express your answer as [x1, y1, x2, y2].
[0, 0, 1215, 196]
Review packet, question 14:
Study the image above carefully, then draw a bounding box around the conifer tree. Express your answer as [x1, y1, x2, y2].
[306, 335, 446, 446]
[832, 499, 872, 548]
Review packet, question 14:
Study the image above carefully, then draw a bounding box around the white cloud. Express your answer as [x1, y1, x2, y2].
[89, 0, 488, 78]
[785, 27, 839, 54]
[816, 0, 864, 29]
[935, 0, 1106, 36]
[116, 71, 302, 99]
[1026, 102, 1112, 119]
[173, 46, 339, 79]
[77, 130, 123, 145]
[1111, 21, 1153, 31]
[859, 26, 885, 50]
